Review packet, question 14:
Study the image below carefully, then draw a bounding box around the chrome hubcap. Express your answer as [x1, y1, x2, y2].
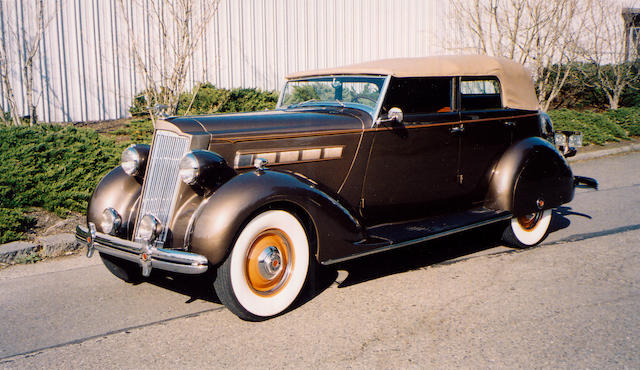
[257, 245, 283, 279]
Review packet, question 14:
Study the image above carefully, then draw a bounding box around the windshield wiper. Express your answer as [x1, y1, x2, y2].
[287, 99, 320, 108]
[287, 99, 346, 109]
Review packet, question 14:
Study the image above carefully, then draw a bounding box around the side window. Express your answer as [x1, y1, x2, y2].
[460, 77, 502, 110]
[382, 77, 452, 115]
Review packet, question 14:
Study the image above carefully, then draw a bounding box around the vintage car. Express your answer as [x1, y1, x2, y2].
[76, 55, 595, 321]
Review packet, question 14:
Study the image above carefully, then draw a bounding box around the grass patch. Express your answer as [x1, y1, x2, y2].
[112, 118, 154, 144]
[0, 208, 36, 244]
[604, 108, 640, 137]
[0, 125, 122, 243]
[547, 109, 630, 145]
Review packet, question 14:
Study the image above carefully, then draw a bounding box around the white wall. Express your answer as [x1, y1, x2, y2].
[7, 0, 636, 123]
[1, 0, 463, 123]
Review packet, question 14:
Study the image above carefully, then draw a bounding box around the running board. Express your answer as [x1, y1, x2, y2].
[322, 208, 512, 265]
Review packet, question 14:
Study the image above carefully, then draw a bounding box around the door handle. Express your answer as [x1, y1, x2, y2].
[450, 125, 464, 133]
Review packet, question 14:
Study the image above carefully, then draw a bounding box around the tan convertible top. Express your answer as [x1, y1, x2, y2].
[286, 55, 539, 111]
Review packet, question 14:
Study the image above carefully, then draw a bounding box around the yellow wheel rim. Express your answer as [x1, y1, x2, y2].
[517, 212, 542, 230]
[244, 229, 294, 296]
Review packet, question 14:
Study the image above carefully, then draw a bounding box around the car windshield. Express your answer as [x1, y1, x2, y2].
[279, 76, 386, 114]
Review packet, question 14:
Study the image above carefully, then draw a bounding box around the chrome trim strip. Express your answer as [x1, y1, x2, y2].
[321, 213, 513, 265]
[234, 145, 346, 169]
[77, 225, 208, 275]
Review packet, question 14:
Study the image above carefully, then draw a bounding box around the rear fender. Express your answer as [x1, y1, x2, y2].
[189, 169, 364, 266]
[485, 137, 574, 217]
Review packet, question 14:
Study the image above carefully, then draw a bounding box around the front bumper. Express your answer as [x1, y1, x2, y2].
[76, 223, 208, 276]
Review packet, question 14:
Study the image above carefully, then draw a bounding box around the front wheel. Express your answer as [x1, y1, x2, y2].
[213, 210, 311, 321]
[502, 209, 552, 248]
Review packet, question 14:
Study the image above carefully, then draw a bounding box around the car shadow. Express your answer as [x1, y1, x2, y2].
[549, 206, 592, 233]
[329, 207, 593, 289]
[139, 208, 593, 313]
[145, 270, 222, 304]
[332, 223, 508, 288]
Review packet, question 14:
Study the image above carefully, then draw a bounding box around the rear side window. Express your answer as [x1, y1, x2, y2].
[382, 77, 452, 115]
[460, 77, 502, 110]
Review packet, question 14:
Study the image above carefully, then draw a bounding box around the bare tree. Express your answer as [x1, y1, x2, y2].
[117, 0, 219, 120]
[0, 0, 54, 126]
[0, 1, 23, 126]
[451, 0, 584, 111]
[21, 0, 54, 126]
[577, 0, 640, 110]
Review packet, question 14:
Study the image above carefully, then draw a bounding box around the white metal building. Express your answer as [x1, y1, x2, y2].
[0, 0, 638, 123]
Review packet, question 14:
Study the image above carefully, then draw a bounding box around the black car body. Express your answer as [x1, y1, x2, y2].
[77, 55, 592, 320]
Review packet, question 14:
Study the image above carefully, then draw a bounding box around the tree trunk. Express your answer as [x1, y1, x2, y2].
[609, 92, 620, 110]
[23, 62, 36, 126]
[1, 73, 22, 126]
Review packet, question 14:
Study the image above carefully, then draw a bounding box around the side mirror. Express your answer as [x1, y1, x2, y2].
[377, 107, 404, 126]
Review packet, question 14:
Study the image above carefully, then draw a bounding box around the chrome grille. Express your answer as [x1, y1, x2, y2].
[135, 130, 190, 244]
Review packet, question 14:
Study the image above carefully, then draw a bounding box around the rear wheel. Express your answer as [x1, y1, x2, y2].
[502, 209, 552, 248]
[99, 252, 142, 283]
[214, 210, 311, 321]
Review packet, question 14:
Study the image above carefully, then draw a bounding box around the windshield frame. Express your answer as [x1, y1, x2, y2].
[277, 75, 391, 120]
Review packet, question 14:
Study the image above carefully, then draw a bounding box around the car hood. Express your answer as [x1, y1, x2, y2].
[160, 107, 370, 141]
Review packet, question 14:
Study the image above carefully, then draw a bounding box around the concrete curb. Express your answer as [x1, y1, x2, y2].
[1, 141, 639, 265]
[0, 233, 82, 265]
[568, 142, 640, 162]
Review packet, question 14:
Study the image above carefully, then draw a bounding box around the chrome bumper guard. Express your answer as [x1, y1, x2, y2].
[76, 223, 208, 276]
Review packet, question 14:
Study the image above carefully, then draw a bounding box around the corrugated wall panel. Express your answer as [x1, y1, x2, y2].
[1, 0, 465, 122]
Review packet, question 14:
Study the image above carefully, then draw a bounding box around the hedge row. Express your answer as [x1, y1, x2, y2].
[130, 83, 279, 116]
[0, 125, 123, 242]
[1, 103, 639, 243]
[548, 107, 640, 145]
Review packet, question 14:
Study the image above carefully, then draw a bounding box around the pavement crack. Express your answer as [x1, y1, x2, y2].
[0, 306, 225, 362]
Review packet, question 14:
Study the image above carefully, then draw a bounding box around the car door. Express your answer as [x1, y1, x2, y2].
[361, 77, 463, 225]
[457, 77, 514, 204]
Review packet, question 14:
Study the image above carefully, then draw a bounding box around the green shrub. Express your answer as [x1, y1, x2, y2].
[177, 83, 232, 115]
[219, 88, 279, 113]
[113, 118, 154, 144]
[547, 109, 629, 145]
[604, 108, 640, 136]
[0, 125, 121, 218]
[0, 208, 36, 244]
[132, 83, 280, 116]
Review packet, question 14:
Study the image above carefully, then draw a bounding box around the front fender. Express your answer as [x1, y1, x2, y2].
[189, 169, 365, 266]
[87, 166, 142, 239]
[485, 137, 574, 216]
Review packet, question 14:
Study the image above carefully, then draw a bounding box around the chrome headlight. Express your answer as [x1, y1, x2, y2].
[179, 152, 199, 185]
[121, 144, 150, 176]
[100, 207, 121, 235]
[138, 214, 162, 242]
[178, 150, 233, 188]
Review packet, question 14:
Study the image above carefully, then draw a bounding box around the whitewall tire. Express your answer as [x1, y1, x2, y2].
[214, 210, 310, 321]
[502, 209, 552, 248]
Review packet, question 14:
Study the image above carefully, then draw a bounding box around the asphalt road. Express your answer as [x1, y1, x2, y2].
[1, 152, 639, 368]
